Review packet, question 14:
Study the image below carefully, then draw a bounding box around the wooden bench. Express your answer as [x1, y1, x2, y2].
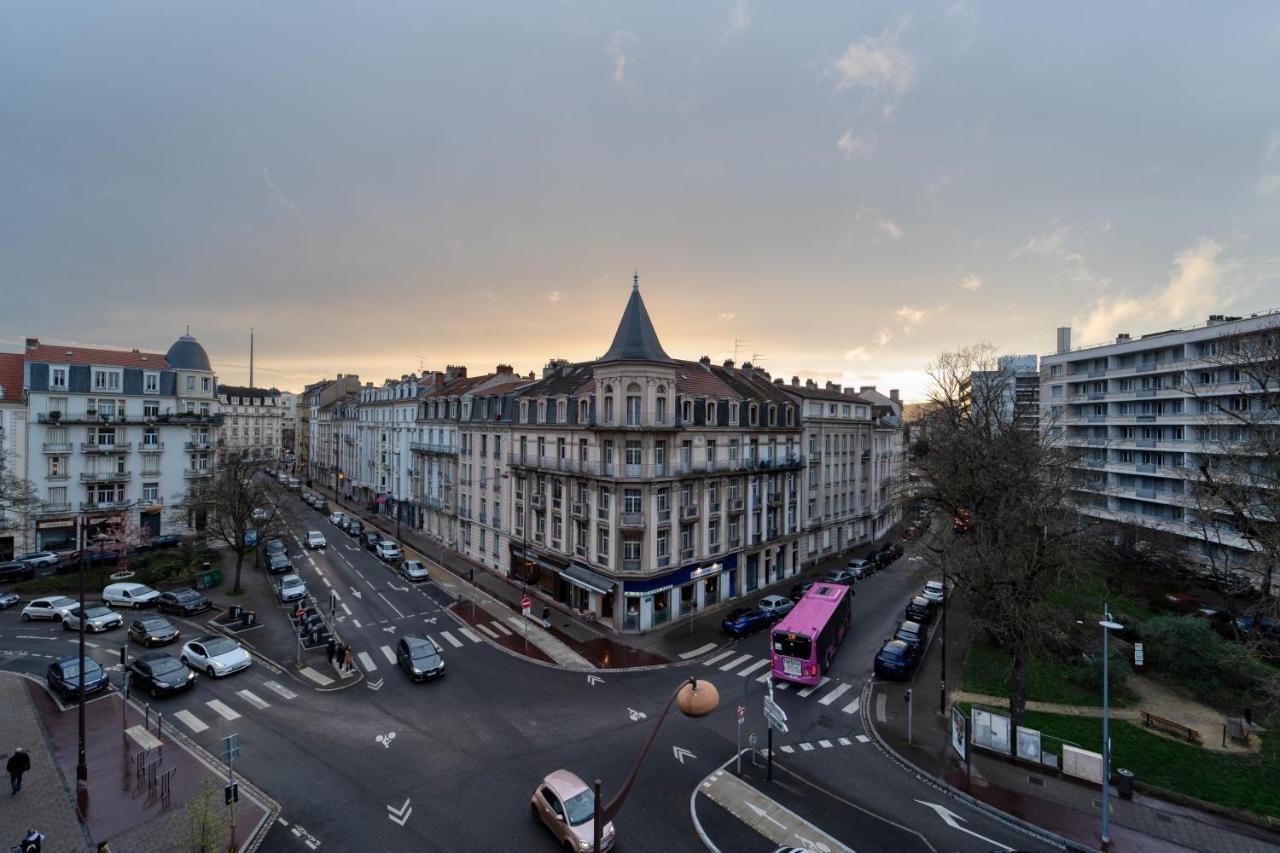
[1141, 710, 1202, 744]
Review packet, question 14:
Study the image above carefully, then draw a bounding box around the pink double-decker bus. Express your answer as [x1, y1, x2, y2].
[769, 583, 854, 685]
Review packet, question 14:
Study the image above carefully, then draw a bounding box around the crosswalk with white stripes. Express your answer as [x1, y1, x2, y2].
[702, 650, 863, 717]
[352, 622, 490, 673]
[166, 677, 300, 736]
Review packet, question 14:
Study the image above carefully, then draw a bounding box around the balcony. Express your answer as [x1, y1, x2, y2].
[184, 468, 212, 479]
[42, 442, 73, 454]
[80, 499, 127, 512]
[81, 442, 131, 454]
[410, 441, 458, 455]
[728, 498, 745, 513]
[575, 545, 588, 558]
[37, 502, 73, 516]
[459, 506, 473, 520]
[571, 502, 588, 519]
[708, 501, 721, 514]
[184, 441, 213, 451]
[622, 559, 642, 572]
[530, 494, 545, 509]
[620, 512, 645, 529]
[80, 470, 131, 483]
[423, 496, 443, 511]
[138, 442, 164, 453]
[46, 472, 69, 481]
[680, 504, 700, 520]
[805, 516, 821, 529]
[680, 547, 694, 561]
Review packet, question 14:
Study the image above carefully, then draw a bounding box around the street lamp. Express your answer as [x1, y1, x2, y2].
[592, 677, 719, 852]
[1099, 609, 1124, 848]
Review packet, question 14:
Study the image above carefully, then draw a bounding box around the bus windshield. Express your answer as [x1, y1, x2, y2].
[772, 634, 811, 659]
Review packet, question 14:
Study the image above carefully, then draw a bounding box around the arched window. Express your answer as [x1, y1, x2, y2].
[655, 385, 667, 424]
[604, 385, 614, 424]
[626, 382, 642, 426]
[579, 398, 589, 423]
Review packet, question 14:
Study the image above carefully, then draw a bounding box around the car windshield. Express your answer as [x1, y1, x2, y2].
[84, 607, 112, 618]
[772, 633, 812, 658]
[404, 561, 424, 571]
[48, 597, 76, 608]
[150, 658, 186, 676]
[61, 659, 101, 679]
[880, 644, 906, 660]
[284, 578, 303, 588]
[141, 618, 173, 632]
[563, 788, 596, 826]
[204, 638, 237, 656]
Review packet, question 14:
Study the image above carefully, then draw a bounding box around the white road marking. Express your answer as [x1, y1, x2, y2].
[818, 739, 833, 748]
[775, 682, 790, 691]
[719, 653, 754, 672]
[341, 603, 352, 616]
[299, 667, 334, 686]
[505, 616, 525, 629]
[795, 676, 831, 698]
[856, 734, 870, 743]
[377, 593, 405, 618]
[703, 650, 735, 666]
[329, 587, 341, 600]
[799, 742, 815, 752]
[236, 690, 271, 710]
[737, 659, 770, 677]
[174, 709, 208, 733]
[379, 645, 397, 665]
[818, 682, 853, 706]
[322, 577, 332, 588]
[439, 631, 464, 648]
[779, 744, 794, 753]
[206, 699, 241, 721]
[756, 672, 773, 684]
[263, 680, 297, 700]
[679, 642, 717, 659]
[475, 623, 499, 639]
[491, 621, 512, 636]
[458, 627, 483, 643]
[358, 651, 377, 672]
[352, 619, 362, 628]
[838, 737, 852, 746]
[842, 697, 860, 715]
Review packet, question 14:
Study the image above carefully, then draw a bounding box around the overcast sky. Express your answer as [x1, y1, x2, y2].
[4, 2, 1280, 399]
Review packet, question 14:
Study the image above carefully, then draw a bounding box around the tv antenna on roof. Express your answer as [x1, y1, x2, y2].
[752, 352, 767, 364]
[733, 338, 748, 362]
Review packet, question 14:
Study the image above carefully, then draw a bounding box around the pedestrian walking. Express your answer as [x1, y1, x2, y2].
[342, 646, 354, 673]
[7, 747, 30, 795]
[19, 829, 44, 853]
[326, 637, 337, 666]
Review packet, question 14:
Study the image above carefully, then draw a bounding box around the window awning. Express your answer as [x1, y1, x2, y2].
[559, 563, 615, 596]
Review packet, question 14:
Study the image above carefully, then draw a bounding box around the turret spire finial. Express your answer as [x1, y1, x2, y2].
[633, 270, 639, 291]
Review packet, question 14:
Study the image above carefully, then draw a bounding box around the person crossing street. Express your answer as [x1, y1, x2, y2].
[7, 748, 30, 795]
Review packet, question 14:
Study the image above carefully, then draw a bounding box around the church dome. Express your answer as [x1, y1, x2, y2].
[165, 334, 212, 372]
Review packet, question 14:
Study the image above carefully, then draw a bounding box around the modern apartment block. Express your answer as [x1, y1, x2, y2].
[1041, 312, 1279, 569]
[215, 385, 285, 461]
[963, 354, 1041, 432]
[12, 334, 220, 552]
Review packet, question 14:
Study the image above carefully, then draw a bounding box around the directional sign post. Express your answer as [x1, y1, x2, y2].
[763, 682, 788, 782]
[521, 596, 531, 653]
[736, 705, 745, 775]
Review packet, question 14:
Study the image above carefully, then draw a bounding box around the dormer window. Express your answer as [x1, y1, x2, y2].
[767, 405, 776, 426]
[748, 403, 758, 426]
[557, 400, 567, 423]
[786, 406, 795, 426]
[520, 400, 529, 422]
[578, 399, 588, 423]
[50, 366, 68, 389]
[680, 398, 693, 423]
[538, 399, 547, 423]
[93, 369, 121, 391]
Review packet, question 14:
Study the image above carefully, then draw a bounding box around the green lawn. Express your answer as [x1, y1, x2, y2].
[962, 643, 1137, 708]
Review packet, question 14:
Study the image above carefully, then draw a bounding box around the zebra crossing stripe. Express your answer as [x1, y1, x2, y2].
[459, 627, 483, 643]
[491, 621, 512, 636]
[755, 672, 773, 684]
[779, 745, 795, 754]
[206, 699, 240, 721]
[236, 690, 270, 710]
[856, 734, 870, 743]
[174, 710, 208, 733]
[439, 631, 464, 648]
[263, 680, 297, 700]
[818, 739, 833, 749]
[775, 682, 790, 691]
[719, 654, 753, 672]
[506, 616, 525, 629]
[818, 682, 852, 706]
[838, 737, 852, 746]
[841, 698, 860, 716]
[475, 624, 499, 640]
[799, 742, 815, 752]
[379, 645, 397, 664]
[703, 650, 735, 666]
[795, 676, 831, 698]
[357, 651, 377, 672]
[737, 659, 770, 677]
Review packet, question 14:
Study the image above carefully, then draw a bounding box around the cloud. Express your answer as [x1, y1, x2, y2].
[547, 291, 565, 304]
[843, 346, 871, 362]
[608, 31, 637, 86]
[895, 304, 946, 333]
[958, 273, 983, 292]
[854, 203, 903, 243]
[1258, 174, 1280, 196]
[726, 0, 750, 34]
[717, 312, 736, 321]
[875, 327, 893, 347]
[830, 25, 915, 117]
[1073, 238, 1227, 345]
[1008, 222, 1110, 288]
[836, 129, 875, 159]
[261, 168, 299, 215]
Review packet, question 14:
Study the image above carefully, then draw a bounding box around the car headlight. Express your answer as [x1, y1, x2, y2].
[412, 668, 422, 675]
[213, 660, 226, 670]
[578, 842, 590, 850]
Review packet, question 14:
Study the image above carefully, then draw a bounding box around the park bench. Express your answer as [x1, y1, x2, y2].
[1141, 710, 1202, 744]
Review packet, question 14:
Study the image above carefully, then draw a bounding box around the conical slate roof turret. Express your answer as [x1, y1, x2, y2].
[599, 275, 673, 363]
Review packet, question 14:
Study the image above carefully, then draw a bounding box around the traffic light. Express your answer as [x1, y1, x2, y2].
[225, 782, 239, 804]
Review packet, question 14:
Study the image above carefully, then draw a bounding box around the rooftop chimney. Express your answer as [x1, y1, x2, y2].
[445, 365, 467, 383]
[698, 355, 711, 369]
[1056, 327, 1072, 354]
[773, 378, 785, 386]
[1116, 333, 1131, 343]
[24, 338, 39, 350]
[722, 359, 735, 369]
[859, 385, 875, 395]
[825, 381, 841, 392]
[805, 379, 817, 389]
[791, 376, 799, 386]
[889, 389, 900, 403]
[496, 364, 513, 375]
[742, 362, 752, 370]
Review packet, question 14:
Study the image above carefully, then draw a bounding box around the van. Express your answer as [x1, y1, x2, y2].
[102, 582, 160, 609]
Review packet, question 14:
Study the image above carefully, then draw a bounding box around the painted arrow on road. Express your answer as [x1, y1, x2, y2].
[672, 746, 696, 764]
[387, 797, 412, 827]
[387, 582, 409, 592]
[915, 800, 1012, 851]
[745, 801, 787, 831]
[349, 587, 362, 599]
[367, 678, 384, 691]
[587, 675, 604, 686]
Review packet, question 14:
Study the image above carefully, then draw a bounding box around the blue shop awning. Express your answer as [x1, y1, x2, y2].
[559, 563, 615, 595]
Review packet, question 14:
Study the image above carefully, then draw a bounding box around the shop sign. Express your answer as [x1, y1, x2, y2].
[37, 519, 76, 529]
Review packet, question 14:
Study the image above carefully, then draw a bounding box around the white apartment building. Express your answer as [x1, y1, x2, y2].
[963, 355, 1042, 432]
[215, 385, 284, 461]
[306, 375, 361, 491]
[14, 334, 220, 552]
[1041, 312, 1279, 570]
[854, 386, 905, 539]
[0, 353, 29, 559]
[354, 375, 430, 527]
[279, 391, 298, 455]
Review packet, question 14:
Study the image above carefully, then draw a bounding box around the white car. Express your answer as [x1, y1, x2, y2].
[277, 574, 307, 603]
[181, 636, 251, 678]
[21, 596, 80, 622]
[375, 540, 401, 562]
[922, 580, 945, 605]
[15, 551, 60, 569]
[757, 594, 794, 620]
[329, 511, 345, 526]
[102, 582, 160, 608]
[306, 530, 327, 549]
[63, 603, 124, 633]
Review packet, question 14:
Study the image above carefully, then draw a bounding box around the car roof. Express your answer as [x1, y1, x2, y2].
[544, 769, 588, 796]
[55, 654, 101, 666]
[34, 596, 75, 605]
[189, 635, 220, 644]
[881, 640, 909, 653]
[898, 620, 922, 632]
[137, 651, 174, 662]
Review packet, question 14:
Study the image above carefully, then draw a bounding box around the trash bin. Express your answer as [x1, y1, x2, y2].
[229, 605, 243, 621]
[1116, 768, 1134, 800]
[242, 609, 256, 627]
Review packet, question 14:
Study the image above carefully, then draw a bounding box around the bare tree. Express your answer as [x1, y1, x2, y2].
[0, 449, 37, 557]
[914, 345, 1096, 731]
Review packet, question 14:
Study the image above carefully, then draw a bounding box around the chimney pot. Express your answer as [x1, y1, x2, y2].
[24, 338, 39, 350]
[722, 359, 735, 369]
[742, 362, 752, 370]
[890, 389, 900, 402]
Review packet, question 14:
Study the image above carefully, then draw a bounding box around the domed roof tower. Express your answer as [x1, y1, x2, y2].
[165, 333, 212, 372]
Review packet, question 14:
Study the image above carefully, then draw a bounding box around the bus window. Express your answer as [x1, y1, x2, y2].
[772, 634, 811, 659]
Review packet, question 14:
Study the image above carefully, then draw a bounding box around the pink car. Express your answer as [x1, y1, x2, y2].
[531, 770, 615, 851]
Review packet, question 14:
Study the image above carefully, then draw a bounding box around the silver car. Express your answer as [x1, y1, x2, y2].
[758, 594, 794, 620]
[277, 574, 307, 603]
[181, 636, 251, 678]
[400, 560, 430, 582]
[922, 580, 945, 605]
[22, 596, 80, 622]
[63, 604, 124, 633]
[15, 551, 60, 569]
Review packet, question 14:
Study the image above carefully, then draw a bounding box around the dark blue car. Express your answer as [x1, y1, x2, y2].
[721, 607, 772, 637]
[874, 639, 918, 680]
[47, 655, 109, 702]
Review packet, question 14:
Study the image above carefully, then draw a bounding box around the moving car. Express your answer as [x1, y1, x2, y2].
[821, 568, 857, 586]
[288, 478, 301, 491]
[22, 596, 80, 622]
[0, 561, 34, 583]
[128, 652, 195, 696]
[329, 511, 346, 526]
[267, 552, 292, 574]
[14, 551, 59, 569]
[921, 580, 945, 605]
[721, 607, 772, 637]
[0, 592, 19, 610]
[63, 603, 124, 633]
[905, 596, 934, 624]
[874, 639, 918, 679]
[757, 594, 795, 620]
[305, 530, 327, 549]
[277, 574, 307, 603]
[157, 588, 212, 616]
[375, 540, 401, 562]
[531, 770, 615, 852]
[180, 636, 251, 678]
[846, 559, 876, 581]
[401, 560, 430, 582]
[135, 534, 182, 552]
[395, 634, 445, 681]
[47, 655, 108, 702]
[895, 620, 925, 654]
[102, 582, 160, 608]
[129, 615, 181, 647]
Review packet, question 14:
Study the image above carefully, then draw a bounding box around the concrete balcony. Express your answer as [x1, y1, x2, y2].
[81, 442, 131, 454]
[184, 441, 213, 451]
[37, 502, 73, 516]
[571, 502, 588, 519]
[680, 504, 700, 521]
[184, 468, 213, 479]
[728, 497, 745, 513]
[80, 470, 131, 483]
[46, 472, 69, 481]
[530, 494, 545, 509]
[80, 499, 127, 512]
[139, 442, 165, 453]
[42, 442, 74, 454]
[620, 512, 645, 529]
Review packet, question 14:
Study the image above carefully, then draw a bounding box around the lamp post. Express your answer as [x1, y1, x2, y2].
[592, 677, 719, 852]
[1099, 609, 1124, 848]
[938, 563, 948, 716]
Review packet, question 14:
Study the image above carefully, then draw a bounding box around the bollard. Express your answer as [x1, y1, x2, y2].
[156, 711, 163, 740]
[144, 702, 151, 729]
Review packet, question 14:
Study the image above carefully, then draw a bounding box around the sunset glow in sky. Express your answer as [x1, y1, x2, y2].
[5, 3, 1280, 399]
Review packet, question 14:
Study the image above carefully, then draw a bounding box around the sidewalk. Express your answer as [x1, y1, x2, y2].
[868, 605, 1280, 853]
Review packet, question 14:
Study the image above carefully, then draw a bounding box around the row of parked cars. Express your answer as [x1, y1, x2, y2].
[0, 536, 185, 581]
[874, 579, 946, 679]
[46, 630, 252, 702]
[321, 510, 402, 561]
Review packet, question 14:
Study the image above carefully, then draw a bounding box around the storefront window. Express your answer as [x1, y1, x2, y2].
[625, 601, 640, 630]
[745, 555, 759, 592]
[653, 593, 670, 625]
[679, 583, 697, 616]
[704, 574, 720, 605]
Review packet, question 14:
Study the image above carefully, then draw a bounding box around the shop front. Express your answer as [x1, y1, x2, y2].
[559, 563, 616, 626]
[36, 518, 77, 551]
[621, 554, 739, 633]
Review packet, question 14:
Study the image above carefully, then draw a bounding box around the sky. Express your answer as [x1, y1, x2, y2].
[4, 2, 1280, 401]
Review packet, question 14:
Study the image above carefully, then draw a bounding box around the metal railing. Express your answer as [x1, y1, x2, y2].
[81, 442, 131, 453]
[80, 471, 131, 483]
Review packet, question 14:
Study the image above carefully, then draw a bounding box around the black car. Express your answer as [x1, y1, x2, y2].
[267, 552, 292, 574]
[0, 561, 35, 583]
[905, 596, 933, 624]
[361, 531, 381, 551]
[136, 535, 182, 552]
[129, 615, 181, 647]
[264, 539, 288, 558]
[157, 588, 212, 616]
[396, 634, 445, 682]
[895, 620, 925, 654]
[788, 580, 815, 602]
[870, 547, 896, 569]
[47, 655, 108, 702]
[348, 521, 363, 538]
[128, 652, 195, 696]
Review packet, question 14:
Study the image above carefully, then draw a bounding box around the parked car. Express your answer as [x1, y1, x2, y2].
[267, 552, 292, 574]
[102, 582, 160, 609]
[21, 595, 79, 622]
[401, 560, 430, 582]
[329, 511, 346, 526]
[787, 580, 815, 602]
[722, 607, 772, 637]
[0, 561, 34, 583]
[157, 588, 212, 616]
[277, 574, 307, 603]
[821, 568, 857, 586]
[14, 551, 59, 569]
[63, 603, 124, 633]
[361, 531, 381, 551]
[921, 580, 945, 605]
[757, 594, 794, 620]
[67, 545, 121, 565]
[395, 634, 445, 681]
[264, 538, 287, 558]
[846, 559, 876, 580]
[905, 596, 934, 624]
[129, 615, 181, 647]
[276, 472, 288, 484]
[348, 521, 363, 538]
[128, 652, 195, 696]
[0, 592, 19, 610]
[531, 770, 615, 852]
[306, 530, 327, 549]
[136, 535, 181, 552]
[251, 507, 269, 523]
[312, 498, 327, 513]
[874, 639, 918, 679]
[180, 636, 251, 678]
[895, 620, 925, 654]
[47, 655, 108, 702]
[1234, 611, 1280, 640]
[375, 540, 401, 562]
[288, 478, 301, 491]
[870, 547, 896, 569]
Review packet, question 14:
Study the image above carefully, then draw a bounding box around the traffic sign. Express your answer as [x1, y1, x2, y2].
[764, 707, 789, 733]
[737, 705, 745, 726]
[521, 596, 531, 610]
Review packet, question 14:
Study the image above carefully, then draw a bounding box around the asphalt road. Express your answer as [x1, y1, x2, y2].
[0, 493, 1056, 853]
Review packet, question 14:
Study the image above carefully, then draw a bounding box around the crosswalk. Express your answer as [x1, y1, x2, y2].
[165, 677, 303, 736]
[353, 624, 489, 673]
[703, 651, 863, 717]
